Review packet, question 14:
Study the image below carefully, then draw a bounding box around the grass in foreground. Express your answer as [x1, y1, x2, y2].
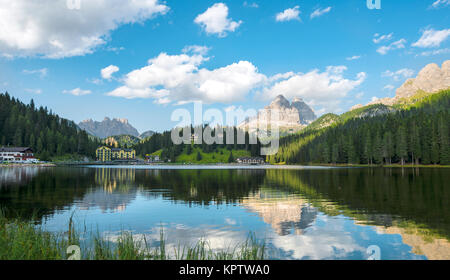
[0, 213, 265, 260]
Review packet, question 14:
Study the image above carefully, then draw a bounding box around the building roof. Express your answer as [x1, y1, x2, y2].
[236, 157, 264, 161]
[111, 148, 135, 152]
[0, 147, 33, 153]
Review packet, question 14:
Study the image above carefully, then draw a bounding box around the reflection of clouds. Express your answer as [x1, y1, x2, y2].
[77, 187, 138, 213]
[269, 215, 365, 260]
[103, 223, 252, 258]
[225, 218, 237, 225]
[0, 167, 40, 187]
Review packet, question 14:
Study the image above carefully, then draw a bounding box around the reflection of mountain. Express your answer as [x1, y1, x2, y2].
[264, 168, 450, 260]
[242, 189, 317, 236]
[375, 226, 450, 260]
[0, 167, 40, 187]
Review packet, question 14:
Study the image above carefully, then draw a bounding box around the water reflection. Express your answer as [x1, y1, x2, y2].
[0, 166, 448, 259]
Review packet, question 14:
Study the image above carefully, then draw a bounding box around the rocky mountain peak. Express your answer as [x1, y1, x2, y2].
[270, 95, 291, 108]
[239, 95, 317, 132]
[396, 60, 450, 99]
[78, 117, 140, 139]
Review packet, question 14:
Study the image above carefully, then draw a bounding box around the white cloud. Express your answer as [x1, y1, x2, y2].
[63, 88, 92, 96]
[194, 3, 242, 37]
[276, 6, 301, 22]
[382, 68, 415, 81]
[107, 50, 265, 104]
[310, 7, 332, 19]
[373, 33, 393, 44]
[377, 39, 406, 55]
[346, 55, 361, 61]
[261, 66, 366, 113]
[383, 84, 395, 91]
[417, 48, 450, 56]
[243, 2, 259, 8]
[412, 28, 450, 48]
[182, 45, 211, 56]
[0, 0, 169, 58]
[101, 65, 120, 80]
[430, 0, 450, 9]
[23, 68, 48, 78]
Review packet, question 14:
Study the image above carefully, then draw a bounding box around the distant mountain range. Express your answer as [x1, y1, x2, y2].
[78, 117, 156, 140]
[78, 117, 140, 139]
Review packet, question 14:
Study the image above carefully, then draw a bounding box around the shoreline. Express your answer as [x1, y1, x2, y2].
[2, 162, 449, 169]
[0, 163, 56, 168]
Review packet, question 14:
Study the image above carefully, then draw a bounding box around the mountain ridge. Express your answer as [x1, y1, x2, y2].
[78, 117, 140, 139]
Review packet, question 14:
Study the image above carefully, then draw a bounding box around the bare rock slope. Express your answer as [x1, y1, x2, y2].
[239, 95, 317, 131]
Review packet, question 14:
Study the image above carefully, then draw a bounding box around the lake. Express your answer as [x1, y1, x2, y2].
[0, 165, 449, 260]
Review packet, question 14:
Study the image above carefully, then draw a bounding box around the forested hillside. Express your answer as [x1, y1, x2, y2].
[0, 92, 99, 160]
[134, 127, 262, 162]
[268, 90, 450, 165]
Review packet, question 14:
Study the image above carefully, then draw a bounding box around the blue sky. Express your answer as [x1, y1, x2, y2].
[0, 0, 449, 133]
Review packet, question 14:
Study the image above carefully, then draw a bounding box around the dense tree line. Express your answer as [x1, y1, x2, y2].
[269, 91, 450, 165]
[134, 126, 262, 162]
[0, 92, 99, 160]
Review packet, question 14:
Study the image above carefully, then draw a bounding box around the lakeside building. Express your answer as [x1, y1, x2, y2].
[0, 147, 37, 163]
[236, 157, 265, 165]
[96, 146, 136, 162]
[145, 154, 161, 163]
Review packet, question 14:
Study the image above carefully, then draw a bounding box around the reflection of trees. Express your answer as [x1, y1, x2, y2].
[135, 169, 265, 206]
[241, 188, 317, 236]
[0, 168, 95, 221]
[264, 168, 450, 259]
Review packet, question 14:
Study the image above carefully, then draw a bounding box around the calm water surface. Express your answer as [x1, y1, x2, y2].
[0, 166, 449, 260]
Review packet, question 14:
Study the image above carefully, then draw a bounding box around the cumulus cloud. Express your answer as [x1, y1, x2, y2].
[276, 6, 301, 22]
[63, 88, 92, 96]
[377, 39, 406, 55]
[412, 28, 450, 48]
[261, 66, 366, 113]
[107, 50, 265, 104]
[194, 3, 242, 37]
[101, 65, 120, 80]
[382, 68, 415, 81]
[373, 33, 393, 44]
[310, 7, 332, 19]
[0, 0, 169, 58]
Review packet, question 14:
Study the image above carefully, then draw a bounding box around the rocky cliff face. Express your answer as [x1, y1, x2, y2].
[396, 60, 450, 99]
[78, 117, 140, 139]
[368, 60, 450, 106]
[239, 95, 317, 131]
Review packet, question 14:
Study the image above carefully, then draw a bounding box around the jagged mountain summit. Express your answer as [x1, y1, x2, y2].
[78, 117, 140, 139]
[239, 95, 317, 132]
[366, 60, 450, 107]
